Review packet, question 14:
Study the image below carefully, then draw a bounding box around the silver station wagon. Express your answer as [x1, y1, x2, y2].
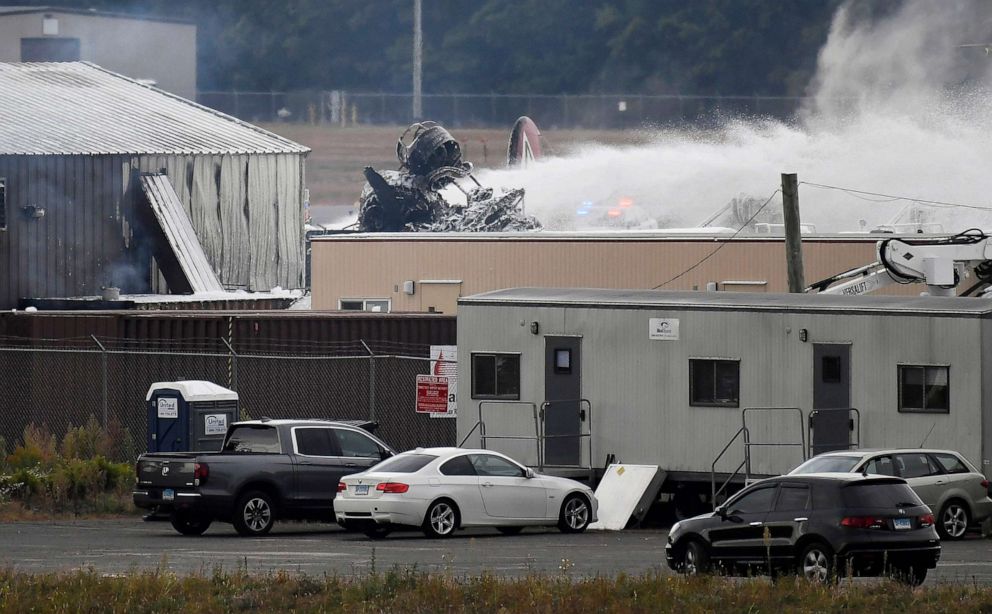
[790, 448, 992, 540]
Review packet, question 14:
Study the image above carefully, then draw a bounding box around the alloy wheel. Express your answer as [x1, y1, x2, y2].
[564, 497, 589, 530]
[430, 502, 456, 535]
[244, 497, 272, 532]
[802, 549, 830, 582]
[942, 504, 968, 539]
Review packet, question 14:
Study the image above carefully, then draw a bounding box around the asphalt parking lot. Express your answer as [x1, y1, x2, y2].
[1, 519, 991, 584]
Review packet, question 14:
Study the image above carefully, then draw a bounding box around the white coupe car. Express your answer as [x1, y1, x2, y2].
[334, 447, 598, 539]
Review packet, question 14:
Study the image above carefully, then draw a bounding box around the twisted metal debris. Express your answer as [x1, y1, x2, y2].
[357, 122, 541, 232]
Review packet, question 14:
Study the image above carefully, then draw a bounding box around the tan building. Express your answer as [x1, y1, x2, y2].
[0, 6, 196, 98]
[310, 232, 915, 313]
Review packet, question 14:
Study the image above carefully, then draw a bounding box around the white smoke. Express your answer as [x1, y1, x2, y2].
[479, 0, 992, 233]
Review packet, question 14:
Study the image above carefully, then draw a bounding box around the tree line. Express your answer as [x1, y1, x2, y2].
[26, 0, 848, 95]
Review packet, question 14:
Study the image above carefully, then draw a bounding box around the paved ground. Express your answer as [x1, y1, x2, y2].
[0, 519, 989, 585]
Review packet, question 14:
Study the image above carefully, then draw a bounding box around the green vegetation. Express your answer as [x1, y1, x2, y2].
[1, 568, 991, 613]
[21, 0, 845, 96]
[0, 419, 136, 518]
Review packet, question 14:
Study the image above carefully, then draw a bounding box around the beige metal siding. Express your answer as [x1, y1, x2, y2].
[312, 236, 910, 312]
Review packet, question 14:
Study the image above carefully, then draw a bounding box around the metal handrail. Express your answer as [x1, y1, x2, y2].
[742, 407, 807, 477]
[711, 426, 748, 508]
[477, 401, 541, 466]
[458, 421, 482, 447]
[539, 398, 593, 471]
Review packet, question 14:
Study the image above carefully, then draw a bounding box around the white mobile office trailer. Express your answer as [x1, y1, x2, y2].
[456, 288, 992, 513]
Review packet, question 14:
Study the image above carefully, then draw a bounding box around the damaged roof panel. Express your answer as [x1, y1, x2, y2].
[0, 62, 309, 155]
[140, 174, 224, 294]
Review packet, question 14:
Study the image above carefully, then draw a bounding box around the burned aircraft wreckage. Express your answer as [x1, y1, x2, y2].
[357, 121, 542, 232]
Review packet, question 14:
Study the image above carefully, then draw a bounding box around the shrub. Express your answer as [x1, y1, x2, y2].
[61, 415, 113, 460]
[0, 421, 135, 517]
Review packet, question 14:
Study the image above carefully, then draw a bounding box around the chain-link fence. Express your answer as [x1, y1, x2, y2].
[0, 337, 456, 463]
[198, 89, 809, 128]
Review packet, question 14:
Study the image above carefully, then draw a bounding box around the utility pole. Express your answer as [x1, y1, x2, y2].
[412, 0, 423, 120]
[782, 173, 805, 293]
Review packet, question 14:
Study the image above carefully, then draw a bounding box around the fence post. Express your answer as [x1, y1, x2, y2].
[91, 335, 108, 427]
[221, 335, 238, 392]
[361, 340, 376, 421]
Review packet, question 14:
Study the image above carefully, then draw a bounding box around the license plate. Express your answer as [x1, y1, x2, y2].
[162, 488, 175, 502]
[354, 485, 369, 496]
[894, 517, 912, 530]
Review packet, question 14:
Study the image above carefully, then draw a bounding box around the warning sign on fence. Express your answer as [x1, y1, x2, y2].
[416, 375, 449, 414]
[426, 345, 457, 418]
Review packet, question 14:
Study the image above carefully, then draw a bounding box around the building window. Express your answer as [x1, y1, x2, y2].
[0, 179, 6, 230]
[689, 359, 740, 407]
[471, 353, 520, 400]
[338, 298, 390, 312]
[554, 349, 572, 374]
[898, 365, 949, 413]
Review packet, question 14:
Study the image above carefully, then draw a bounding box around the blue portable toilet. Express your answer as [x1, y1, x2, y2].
[146, 381, 239, 452]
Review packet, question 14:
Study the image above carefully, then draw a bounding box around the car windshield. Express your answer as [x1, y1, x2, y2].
[790, 455, 861, 474]
[841, 482, 923, 508]
[370, 453, 437, 473]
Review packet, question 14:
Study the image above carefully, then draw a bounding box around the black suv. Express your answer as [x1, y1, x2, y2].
[665, 474, 940, 585]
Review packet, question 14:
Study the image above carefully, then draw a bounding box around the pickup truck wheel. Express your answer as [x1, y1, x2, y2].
[170, 512, 211, 536]
[233, 491, 276, 536]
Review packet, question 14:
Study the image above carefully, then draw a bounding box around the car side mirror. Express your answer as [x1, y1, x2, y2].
[715, 505, 727, 519]
[525, 468, 535, 479]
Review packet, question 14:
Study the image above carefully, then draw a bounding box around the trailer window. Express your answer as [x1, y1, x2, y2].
[471, 353, 520, 400]
[898, 365, 948, 413]
[689, 359, 739, 407]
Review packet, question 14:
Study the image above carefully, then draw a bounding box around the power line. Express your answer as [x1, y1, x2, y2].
[652, 189, 780, 290]
[800, 181, 992, 212]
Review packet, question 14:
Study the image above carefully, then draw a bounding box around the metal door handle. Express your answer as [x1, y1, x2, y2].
[935, 480, 945, 485]
[482, 482, 494, 488]
[298, 460, 313, 465]
[345, 463, 357, 468]
[749, 521, 762, 526]
[794, 517, 808, 522]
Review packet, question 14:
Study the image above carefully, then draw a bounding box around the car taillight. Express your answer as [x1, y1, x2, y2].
[840, 516, 886, 529]
[981, 479, 989, 490]
[918, 513, 935, 527]
[376, 482, 409, 494]
[337, 482, 347, 493]
[193, 462, 208, 485]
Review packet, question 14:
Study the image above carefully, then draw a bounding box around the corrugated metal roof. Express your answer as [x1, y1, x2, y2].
[460, 287, 992, 316]
[0, 5, 193, 24]
[140, 174, 225, 293]
[0, 62, 310, 155]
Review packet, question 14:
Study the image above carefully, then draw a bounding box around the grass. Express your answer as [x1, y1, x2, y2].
[1, 568, 991, 613]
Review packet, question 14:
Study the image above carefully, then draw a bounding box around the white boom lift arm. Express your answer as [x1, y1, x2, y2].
[805, 230, 992, 297]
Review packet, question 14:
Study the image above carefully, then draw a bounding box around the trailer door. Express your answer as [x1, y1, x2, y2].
[544, 336, 581, 466]
[811, 343, 852, 455]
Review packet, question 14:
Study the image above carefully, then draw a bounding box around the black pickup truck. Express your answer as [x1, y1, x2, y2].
[133, 419, 395, 536]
